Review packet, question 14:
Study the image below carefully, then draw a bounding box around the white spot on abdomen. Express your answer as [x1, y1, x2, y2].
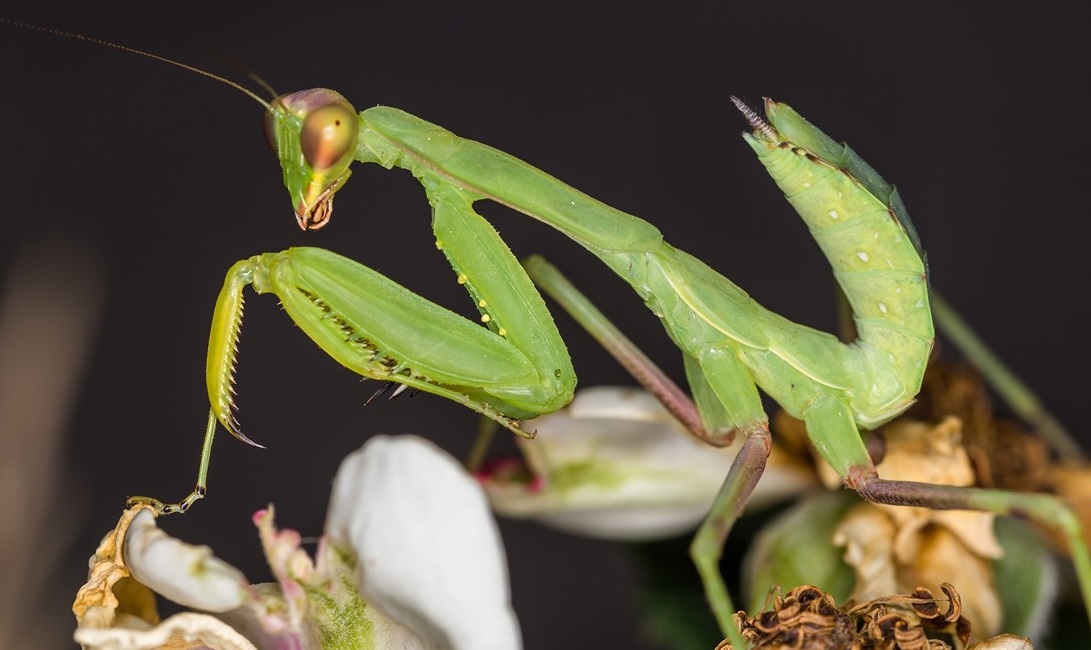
[856, 251, 870, 262]
[878, 302, 888, 314]
[828, 210, 839, 220]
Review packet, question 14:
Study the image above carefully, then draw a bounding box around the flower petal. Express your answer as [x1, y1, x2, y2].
[325, 435, 521, 650]
[484, 387, 814, 540]
[969, 635, 1034, 650]
[73, 506, 157, 631]
[74, 612, 258, 650]
[123, 509, 250, 612]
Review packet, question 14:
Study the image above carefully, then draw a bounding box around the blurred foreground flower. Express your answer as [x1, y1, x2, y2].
[72, 435, 521, 650]
[480, 386, 817, 541]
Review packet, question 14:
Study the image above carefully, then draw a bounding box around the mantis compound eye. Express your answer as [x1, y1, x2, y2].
[267, 89, 359, 230]
[300, 102, 358, 171]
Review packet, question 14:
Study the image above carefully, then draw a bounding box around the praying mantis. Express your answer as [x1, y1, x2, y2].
[7, 20, 1088, 647]
[136, 86, 1091, 646]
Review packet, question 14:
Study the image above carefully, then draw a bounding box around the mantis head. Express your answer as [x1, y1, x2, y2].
[0, 23, 357, 230]
[266, 88, 359, 230]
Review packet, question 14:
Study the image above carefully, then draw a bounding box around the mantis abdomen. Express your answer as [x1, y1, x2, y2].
[748, 102, 932, 414]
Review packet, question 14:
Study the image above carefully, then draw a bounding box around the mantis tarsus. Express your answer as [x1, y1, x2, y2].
[12, 21, 1087, 646]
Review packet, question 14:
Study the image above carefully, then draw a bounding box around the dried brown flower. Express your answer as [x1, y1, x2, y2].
[719, 584, 1029, 650]
[909, 359, 1050, 492]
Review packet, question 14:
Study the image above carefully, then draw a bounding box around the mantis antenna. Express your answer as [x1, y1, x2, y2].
[0, 18, 273, 112]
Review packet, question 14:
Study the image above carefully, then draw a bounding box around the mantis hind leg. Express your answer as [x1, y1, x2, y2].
[853, 474, 1091, 630]
[808, 394, 1091, 631]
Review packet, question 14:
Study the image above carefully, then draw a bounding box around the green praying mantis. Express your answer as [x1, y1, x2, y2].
[142, 88, 1091, 646]
[9, 20, 1089, 647]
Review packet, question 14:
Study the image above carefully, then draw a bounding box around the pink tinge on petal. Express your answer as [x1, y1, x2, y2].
[475, 458, 532, 483]
[474, 456, 548, 495]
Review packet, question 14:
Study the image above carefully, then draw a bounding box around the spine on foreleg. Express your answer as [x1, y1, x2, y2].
[740, 101, 933, 402]
[206, 258, 257, 441]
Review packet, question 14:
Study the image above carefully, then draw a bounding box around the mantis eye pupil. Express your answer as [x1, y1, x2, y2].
[301, 103, 358, 171]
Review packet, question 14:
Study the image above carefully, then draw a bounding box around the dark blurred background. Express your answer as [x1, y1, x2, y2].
[2, 3, 1089, 648]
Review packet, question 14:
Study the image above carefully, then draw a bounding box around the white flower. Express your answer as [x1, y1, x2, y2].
[481, 386, 816, 540]
[124, 508, 250, 612]
[72, 435, 520, 650]
[325, 435, 521, 650]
